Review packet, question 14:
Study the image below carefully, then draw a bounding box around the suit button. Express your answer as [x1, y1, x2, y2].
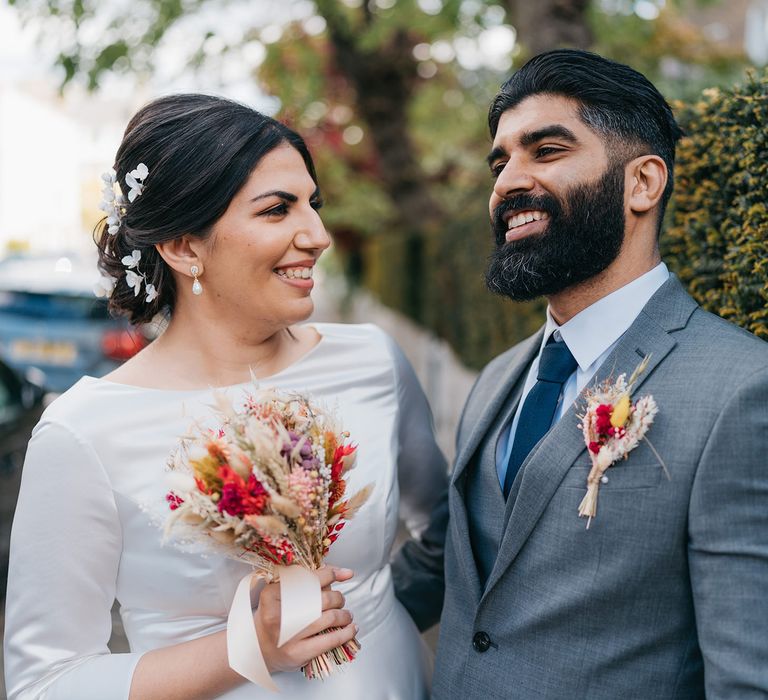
[472, 631, 491, 653]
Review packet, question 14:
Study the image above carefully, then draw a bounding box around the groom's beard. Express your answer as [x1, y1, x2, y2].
[485, 163, 627, 301]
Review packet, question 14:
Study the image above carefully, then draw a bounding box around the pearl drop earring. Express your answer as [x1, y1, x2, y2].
[191, 265, 203, 296]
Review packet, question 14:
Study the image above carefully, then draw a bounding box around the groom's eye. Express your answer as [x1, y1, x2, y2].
[536, 146, 564, 158]
[490, 162, 506, 178]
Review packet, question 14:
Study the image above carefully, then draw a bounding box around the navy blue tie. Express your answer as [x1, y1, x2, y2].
[503, 338, 578, 498]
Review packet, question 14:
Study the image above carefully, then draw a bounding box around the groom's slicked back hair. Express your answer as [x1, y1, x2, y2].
[489, 49, 683, 225]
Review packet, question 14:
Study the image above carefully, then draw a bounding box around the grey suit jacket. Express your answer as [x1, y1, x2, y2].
[429, 276, 768, 699]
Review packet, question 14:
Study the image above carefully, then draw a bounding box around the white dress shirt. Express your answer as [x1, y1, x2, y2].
[496, 262, 670, 486]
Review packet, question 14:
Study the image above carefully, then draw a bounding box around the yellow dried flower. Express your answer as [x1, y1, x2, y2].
[191, 455, 223, 491]
[610, 394, 631, 428]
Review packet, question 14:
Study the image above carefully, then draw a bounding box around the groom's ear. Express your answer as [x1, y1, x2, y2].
[626, 154, 667, 216]
[155, 235, 205, 277]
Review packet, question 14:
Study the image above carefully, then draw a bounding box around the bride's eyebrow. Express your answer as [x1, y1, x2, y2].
[250, 190, 298, 204]
[249, 187, 322, 203]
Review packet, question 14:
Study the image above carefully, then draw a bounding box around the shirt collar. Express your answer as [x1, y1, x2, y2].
[541, 262, 670, 371]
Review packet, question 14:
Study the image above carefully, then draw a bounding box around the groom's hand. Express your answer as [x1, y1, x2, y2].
[255, 566, 357, 674]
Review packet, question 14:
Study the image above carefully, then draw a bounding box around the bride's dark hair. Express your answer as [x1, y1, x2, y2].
[95, 93, 318, 325]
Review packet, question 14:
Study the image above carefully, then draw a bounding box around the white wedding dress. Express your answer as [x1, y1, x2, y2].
[4, 323, 447, 700]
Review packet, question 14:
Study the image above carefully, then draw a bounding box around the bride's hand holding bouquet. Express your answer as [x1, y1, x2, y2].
[255, 565, 355, 674]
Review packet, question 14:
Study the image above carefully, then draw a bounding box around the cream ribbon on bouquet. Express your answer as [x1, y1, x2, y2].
[228, 565, 322, 692]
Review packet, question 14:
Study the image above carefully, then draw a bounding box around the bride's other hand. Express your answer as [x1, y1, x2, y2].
[256, 566, 357, 673]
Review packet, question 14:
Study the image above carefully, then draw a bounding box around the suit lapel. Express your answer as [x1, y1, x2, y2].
[449, 329, 542, 604]
[481, 277, 695, 599]
[451, 329, 542, 487]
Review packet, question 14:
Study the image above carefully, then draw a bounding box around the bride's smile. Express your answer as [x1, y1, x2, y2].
[187, 144, 330, 331]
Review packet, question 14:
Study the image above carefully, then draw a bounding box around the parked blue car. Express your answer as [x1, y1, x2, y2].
[0, 253, 148, 394]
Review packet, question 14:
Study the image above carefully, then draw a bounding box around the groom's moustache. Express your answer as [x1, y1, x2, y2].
[491, 194, 561, 247]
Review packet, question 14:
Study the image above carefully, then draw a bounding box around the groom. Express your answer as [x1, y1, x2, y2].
[394, 49, 768, 698]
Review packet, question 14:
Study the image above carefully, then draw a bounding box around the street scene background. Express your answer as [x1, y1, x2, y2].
[1, 0, 767, 696]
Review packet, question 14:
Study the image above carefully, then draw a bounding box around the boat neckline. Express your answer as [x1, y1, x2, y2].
[82, 325, 328, 394]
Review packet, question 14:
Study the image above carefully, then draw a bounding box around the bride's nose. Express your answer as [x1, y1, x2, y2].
[294, 208, 331, 252]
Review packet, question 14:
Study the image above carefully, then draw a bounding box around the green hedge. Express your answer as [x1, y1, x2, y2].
[665, 71, 768, 340]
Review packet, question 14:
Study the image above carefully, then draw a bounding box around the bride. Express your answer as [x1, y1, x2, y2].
[4, 94, 447, 699]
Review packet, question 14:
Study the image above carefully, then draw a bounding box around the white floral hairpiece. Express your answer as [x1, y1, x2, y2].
[126, 163, 148, 202]
[93, 273, 117, 299]
[98, 170, 126, 236]
[98, 162, 149, 236]
[121, 249, 158, 303]
[95, 162, 157, 303]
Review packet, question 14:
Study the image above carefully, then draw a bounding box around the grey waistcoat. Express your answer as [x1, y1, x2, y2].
[465, 373, 527, 587]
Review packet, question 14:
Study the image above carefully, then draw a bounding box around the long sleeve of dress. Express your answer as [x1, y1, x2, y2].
[3, 419, 144, 700]
[385, 335, 450, 631]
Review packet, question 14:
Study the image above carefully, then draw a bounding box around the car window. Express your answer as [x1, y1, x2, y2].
[0, 381, 12, 419]
[0, 291, 110, 320]
[0, 364, 21, 424]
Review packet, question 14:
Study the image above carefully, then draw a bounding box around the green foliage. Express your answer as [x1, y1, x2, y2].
[591, 2, 747, 100]
[11, 0, 205, 88]
[315, 0, 464, 52]
[664, 71, 768, 340]
[261, 28, 331, 120]
[89, 40, 130, 90]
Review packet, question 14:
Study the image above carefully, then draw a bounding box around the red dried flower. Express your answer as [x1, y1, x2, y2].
[254, 535, 296, 566]
[246, 473, 269, 514]
[328, 478, 346, 509]
[217, 465, 269, 516]
[595, 403, 614, 436]
[166, 492, 184, 510]
[331, 444, 354, 481]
